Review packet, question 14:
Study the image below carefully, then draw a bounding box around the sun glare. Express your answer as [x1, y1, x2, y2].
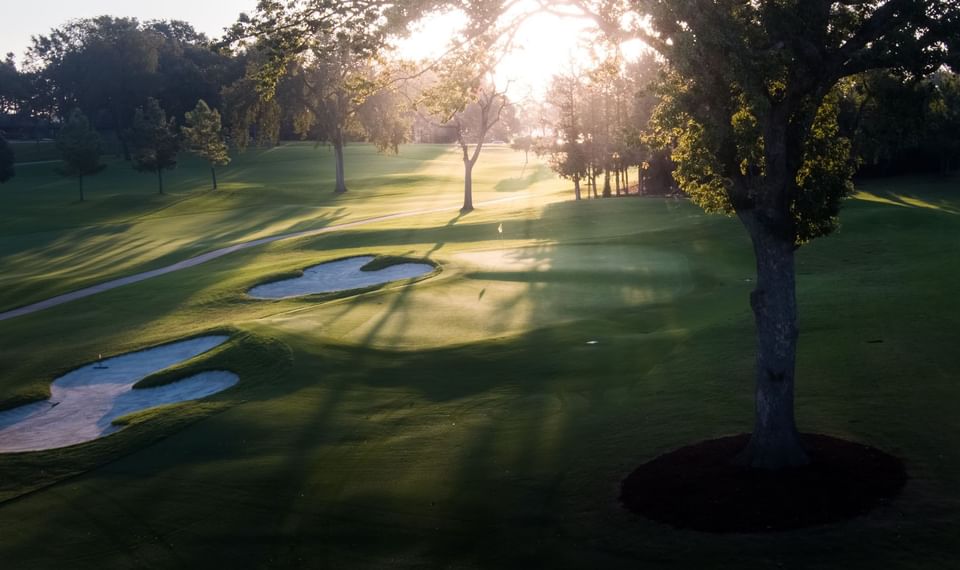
[394, 5, 648, 99]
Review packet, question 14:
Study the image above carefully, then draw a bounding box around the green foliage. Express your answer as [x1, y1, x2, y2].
[130, 98, 180, 180]
[27, 17, 238, 142]
[794, 93, 857, 244]
[0, 135, 13, 183]
[842, 70, 960, 174]
[183, 99, 230, 167]
[635, 0, 960, 245]
[55, 109, 105, 180]
[356, 87, 411, 153]
[221, 63, 282, 150]
[670, 119, 734, 215]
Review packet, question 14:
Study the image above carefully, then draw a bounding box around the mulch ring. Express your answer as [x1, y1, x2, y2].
[620, 433, 906, 533]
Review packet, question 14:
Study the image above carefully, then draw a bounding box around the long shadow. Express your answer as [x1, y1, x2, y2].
[0, 195, 761, 567]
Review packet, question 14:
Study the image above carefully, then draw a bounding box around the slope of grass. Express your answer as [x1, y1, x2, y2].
[0, 147, 957, 569]
[0, 143, 559, 312]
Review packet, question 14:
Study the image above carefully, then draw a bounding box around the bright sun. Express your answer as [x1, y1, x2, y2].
[394, 4, 647, 100]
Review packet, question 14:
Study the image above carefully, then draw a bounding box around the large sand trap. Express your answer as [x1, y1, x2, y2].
[0, 336, 236, 453]
[248, 256, 434, 299]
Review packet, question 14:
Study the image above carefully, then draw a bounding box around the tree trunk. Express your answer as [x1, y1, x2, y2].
[574, 175, 581, 201]
[78, 176, 84, 202]
[211, 166, 218, 190]
[737, 214, 809, 470]
[157, 168, 164, 195]
[462, 160, 475, 213]
[602, 170, 612, 197]
[333, 139, 348, 194]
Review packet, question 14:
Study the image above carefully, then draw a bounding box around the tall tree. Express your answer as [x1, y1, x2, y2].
[29, 17, 162, 159]
[424, 71, 511, 213]
[227, 0, 438, 194]
[0, 54, 31, 117]
[183, 99, 230, 189]
[568, 0, 960, 469]
[130, 98, 180, 194]
[0, 134, 14, 184]
[543, 70, 587, 199]
[27, 18, 240, 157]
[56, 109, 105, 201]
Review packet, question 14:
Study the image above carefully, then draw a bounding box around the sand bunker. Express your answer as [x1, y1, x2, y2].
[0, 336, 237, 453]
[248, 256, 434, 299]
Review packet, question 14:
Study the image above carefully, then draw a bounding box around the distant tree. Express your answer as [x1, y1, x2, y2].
[544, 71, 587, 200]
[510, 135, 534, 174]
[926, 71, 960, 174]
[56, 109, 105, 201]
[356, 85, 413, 154]
[130, 98, 179, 194]
[0, 134, 14, 184]
[220, 52, 284, 150]
[0, 54, 31, 117]
[28, 18, 239, 158]
[229, 0, 431, 194]
[183, 99, 230, 189]
[425, 74, 511, 213]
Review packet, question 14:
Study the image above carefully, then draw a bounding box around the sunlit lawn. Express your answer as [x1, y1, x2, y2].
[0, 142, 558, 312]
[0, 144, 958, 568]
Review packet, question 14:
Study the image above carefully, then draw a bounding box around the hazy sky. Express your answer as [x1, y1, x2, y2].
[1, 0, 256, 59]
[2, 1, 642, 96]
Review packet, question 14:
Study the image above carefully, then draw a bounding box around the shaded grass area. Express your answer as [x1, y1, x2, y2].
[0, 170, 957, 568]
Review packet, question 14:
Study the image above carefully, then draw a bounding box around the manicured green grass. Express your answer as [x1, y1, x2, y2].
[0, 143, 958, 569]
[0, 142, 557, 312]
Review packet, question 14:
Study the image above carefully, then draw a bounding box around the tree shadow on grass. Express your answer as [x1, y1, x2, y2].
[494, 164, 554, 192]
[0, 198, 775, 568]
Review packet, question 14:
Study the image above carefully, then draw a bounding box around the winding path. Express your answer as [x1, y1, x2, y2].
[0, 195, 527, 323]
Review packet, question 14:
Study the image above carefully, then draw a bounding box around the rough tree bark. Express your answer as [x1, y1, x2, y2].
[737, 211, 809, 469]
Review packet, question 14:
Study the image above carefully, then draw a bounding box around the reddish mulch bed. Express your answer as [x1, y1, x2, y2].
[620, 433, 906, 533]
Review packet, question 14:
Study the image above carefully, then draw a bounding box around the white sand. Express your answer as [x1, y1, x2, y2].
[248, 256, 434, 299]
[0, 336, 236, 453]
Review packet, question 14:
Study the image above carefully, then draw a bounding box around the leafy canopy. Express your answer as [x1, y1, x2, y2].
[130, 98, 180, 173]
[183, 99, 230, 167]
[56, 109, 105, 179]
[578, 0, 960, 244]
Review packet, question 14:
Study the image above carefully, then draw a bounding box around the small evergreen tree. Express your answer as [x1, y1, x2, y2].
[183, 99, 230, 190]
[0, 133, 13, 184]
[130, 98, 179, 194]
[56, 110, 105, 201]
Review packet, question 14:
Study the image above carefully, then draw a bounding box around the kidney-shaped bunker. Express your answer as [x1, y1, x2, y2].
[248, 256, 434, 299]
